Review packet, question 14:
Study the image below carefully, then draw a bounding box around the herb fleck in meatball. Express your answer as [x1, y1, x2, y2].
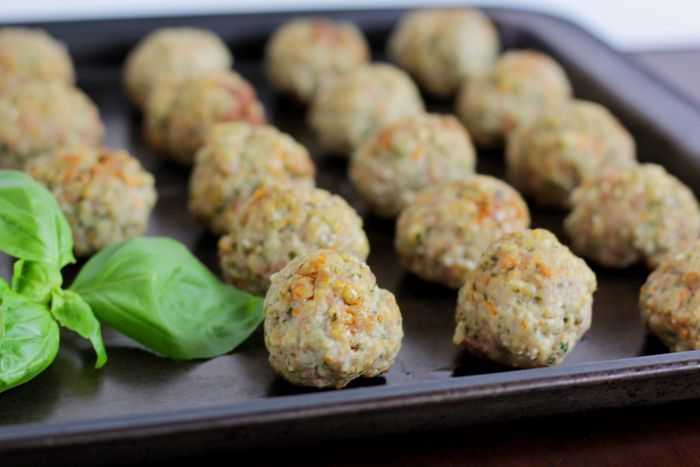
[396, 176, 530, 289]
[265, 18, 370, 103]
[144, 70, 266, 164]
[565, 164, 700, 269]
[0, 28, 74, 86]
[26, 146, 157, 257]
[456, 50, 572, 147]
[507, 100, 636, 207]
[189, 122, 315, 234]
[0, 81, 103, 169]
[388, 8, 499, 97]
[123, 27, 232, 108]
[350, 113, 476, 218]
[264, 249, 403, 388]
[219, 185, 369, 295]
[454, 229, 596, 368]
[309, 63, 425, 156]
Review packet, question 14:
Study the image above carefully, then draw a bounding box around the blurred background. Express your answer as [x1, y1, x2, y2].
[1, 0, 699, 51]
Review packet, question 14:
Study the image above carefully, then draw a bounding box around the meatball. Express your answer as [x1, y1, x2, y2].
[309, 63, 425, 155]
[456, 50, 572, 147]
[350, 113, 476, 218]
[264, 249, 403, 388]
[565, 164, 700, 269]
[265, 18, 370, 103]
[388, 8, 499, 97]
[26, 146, 157, 257]
[0, 81, 103, 169]
[189, 122, 315, 234]
[396, 176, 530, 289]
[507, 100, 636, 207]
[219, 185, 369, 295]
[0, 27, 74, 86]
[123, 27, 232, 108]
[454, 229, 596, 368]
[144, 70, 266, 164]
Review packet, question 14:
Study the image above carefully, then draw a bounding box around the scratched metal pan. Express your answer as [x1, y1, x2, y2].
[3, 7, 700, 465]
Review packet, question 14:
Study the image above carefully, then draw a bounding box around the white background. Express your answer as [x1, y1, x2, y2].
[1, 0, 699, 51]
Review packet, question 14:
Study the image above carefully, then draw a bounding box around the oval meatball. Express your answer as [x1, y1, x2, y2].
[640, 241, 700, 352]
[26, 146, 157, 257]
[350, 113, 476, 218]
[309, 63, 425, 155]
[0, 81, 103, 169]
[396, 176, 530, 289]
[123, 27, 232, 108]
[265, 18, 369, 103]
[0, 27, 74, 86]
[219, 185, 369, 295]
[189, 122, 315, 234]
[507, 100, 636, 207]
[388, 8, 499, 97]
[264, 249, 403, 388]
[454, 229, 596, 368]
[565, 164, 700, 269]
[456, 50, 572, 147]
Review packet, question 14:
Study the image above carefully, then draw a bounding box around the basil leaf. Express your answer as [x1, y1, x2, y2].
[0, 171, 75, 268]
[50, 289, 107, 368]
[0, 288, 60, 394]
[71, 237, 263, 360]
[12, 260, 63, 305]
[0, 278, 8, 339]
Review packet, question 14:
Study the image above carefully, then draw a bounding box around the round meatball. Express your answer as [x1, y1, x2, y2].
[144, 70, 266, 164]
[26, 146, 157, 257]
[507, 100, 636, 207]
[309, 63, 425, 155]
[565, 164, 700, 269]
[388, 8, 499, 97]
[264, 249, 403, 388]
[123, 27, 232, 108]
[396, 176, 530, 289]
[454, 229, 596, 368]
[189, 122, 315, 234]
[350, 113, 476, 218]
[0, 81, 103, 169]
[265, 18, 370, 103]
[640, 241, 700, 351]
[456, 50, 572, 147]
[0, 27, 74, 86]
[219, 185, 370, 295]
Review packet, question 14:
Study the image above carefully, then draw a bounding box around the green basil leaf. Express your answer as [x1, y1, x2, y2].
[0, 288, 60, 394]
[12, 260, 63, 305]
[50, 289, 107, 368]
[0, 171, 74, 268]
[0, 278, 8, 339]
[71, 237, 263, 360]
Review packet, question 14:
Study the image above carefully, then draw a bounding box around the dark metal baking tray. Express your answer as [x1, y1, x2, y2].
[3, 6, 700, 464]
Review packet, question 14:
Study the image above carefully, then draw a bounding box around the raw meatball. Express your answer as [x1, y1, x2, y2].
[0, 81, 103, 169]
[565, 164, 700, 269]
[454, 229, 596, 368]
[189, 122, 315, 234]
[144, 70, 266, 164]
[219, 185, 369, 295]
[456, 50, 572, 147]
[0, 28, 74, 86]
[26, 146, 157, 257]
[264, 249, 403, 388]
[388, 8, 499, 97]
[350, 113, 476, 218]
[507, 100, 636, 207]
[396, 176, 530, 289]
[640, 241, 700, 351]
[265, 18, 370, 103]
[309, 63, 425, 155]
[123, 27, 232, 108]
